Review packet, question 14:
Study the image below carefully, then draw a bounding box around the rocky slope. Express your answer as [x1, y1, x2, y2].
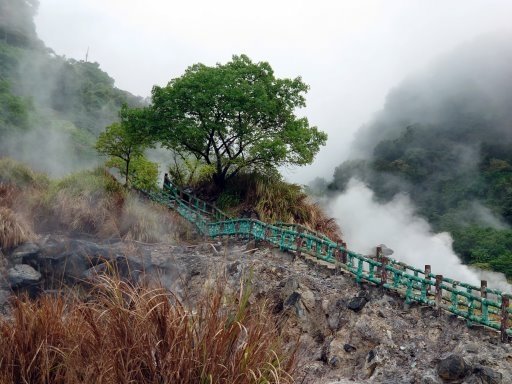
[1, 233, 510, 384]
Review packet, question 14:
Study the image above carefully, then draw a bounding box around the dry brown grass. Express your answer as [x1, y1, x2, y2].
[0, 207, 34, 251]
[0, 276, 296, 384]
[226, 174, 342, 242]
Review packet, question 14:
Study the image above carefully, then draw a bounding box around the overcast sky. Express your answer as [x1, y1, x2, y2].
[35, 0, 512, 183]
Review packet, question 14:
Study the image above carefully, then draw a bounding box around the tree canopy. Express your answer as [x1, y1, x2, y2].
[137, 54, 327, 187]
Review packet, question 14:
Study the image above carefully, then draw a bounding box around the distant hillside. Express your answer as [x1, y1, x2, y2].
[329, 35, 512, 278]
[0, 0, 143, 175]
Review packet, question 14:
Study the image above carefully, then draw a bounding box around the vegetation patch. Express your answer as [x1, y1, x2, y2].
[0, 276, 296, 384]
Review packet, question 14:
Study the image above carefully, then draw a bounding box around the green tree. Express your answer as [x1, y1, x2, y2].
[139, 54, 327, 188]
[95, 119, 148, 186]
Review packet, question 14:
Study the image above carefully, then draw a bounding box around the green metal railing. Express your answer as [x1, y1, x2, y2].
[142, 183, 512, 341]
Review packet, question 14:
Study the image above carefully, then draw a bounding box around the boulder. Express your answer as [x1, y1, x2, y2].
[437, 354, 471, 383]
[466, 365, 502, 384]
[8, 264, 41, 288]
[8, 242, 40, 264]
[347, 296, 368, 312]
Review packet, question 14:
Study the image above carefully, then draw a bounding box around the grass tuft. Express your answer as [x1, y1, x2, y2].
[0, 276, 296, 384]
[0, 207, 34, 250]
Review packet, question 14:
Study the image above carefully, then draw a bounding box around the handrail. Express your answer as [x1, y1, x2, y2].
[142, 184, 512, 341]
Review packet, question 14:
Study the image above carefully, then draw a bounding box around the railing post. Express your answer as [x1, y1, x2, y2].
[501, 295, 510, 343]
[295, 229, 303, 258]
[381, 256, 388, 287]
[425, 265, 431, 293]
[435, 275, 443, 316]
[341, 242, 348, 265]
[481, 280, 487, 299]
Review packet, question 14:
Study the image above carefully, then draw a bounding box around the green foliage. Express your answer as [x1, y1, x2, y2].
[328, 37, 512, 277]
[107, 155, 158, 192]
[167, 153, 215, 188]
[50, 167, 123, 198]
[133, 54, 327, 187]
[0, 79, 31, 133]
[96, 120, 151, 186]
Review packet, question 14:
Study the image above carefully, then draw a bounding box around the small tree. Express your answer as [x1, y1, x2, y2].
[136, 54, 327, 188]
[95, 121, 146, 186]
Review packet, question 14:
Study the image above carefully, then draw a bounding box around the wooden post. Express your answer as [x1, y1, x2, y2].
[381, 256, 388, 287]
[341, 242, 348, 265]
[481, 280, 488, 299]
[425, 265, 431, 293]
[435, 275, 443, 316]
[295, 229, 303, 258]
[375, 246, 383, 281]
[501, 295, 510, 343]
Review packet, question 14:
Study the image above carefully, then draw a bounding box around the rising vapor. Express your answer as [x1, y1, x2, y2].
[329, 179, 511, 292]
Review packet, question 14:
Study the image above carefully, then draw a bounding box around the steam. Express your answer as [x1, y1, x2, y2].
[329, 179, 511, 292]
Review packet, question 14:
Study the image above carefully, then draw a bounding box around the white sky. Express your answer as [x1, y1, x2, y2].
[35, 0, 512, 183]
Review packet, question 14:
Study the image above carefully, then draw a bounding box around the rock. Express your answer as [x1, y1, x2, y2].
[8, 242, 40, 264]
[8, 264, 41, 288]
[343, 343, 357, 353]
[347, 296, 368, 312]
[329, 355, 341, 368]
[437, 354, 471, 383]
[284, 291, 301, 307]
[469, 365, 502, 384]
[466, 342, 480, 354]
[226, 261, 241, 276]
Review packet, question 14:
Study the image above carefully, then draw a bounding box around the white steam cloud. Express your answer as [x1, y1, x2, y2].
[329, 179, 511, 292]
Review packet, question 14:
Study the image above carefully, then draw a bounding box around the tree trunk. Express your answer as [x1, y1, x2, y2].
[212, 172, 226, 189]
[125, 158, 130, 186]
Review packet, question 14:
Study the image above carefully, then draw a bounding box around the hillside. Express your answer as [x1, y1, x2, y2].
[329, 35, 512, 278]
[0, 0, 143, 175]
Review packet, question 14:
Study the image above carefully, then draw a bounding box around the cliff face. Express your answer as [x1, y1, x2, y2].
[1, 233, 510, 383]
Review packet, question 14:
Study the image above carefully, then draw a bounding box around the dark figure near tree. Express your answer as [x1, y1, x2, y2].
[163, 173, 171, 190]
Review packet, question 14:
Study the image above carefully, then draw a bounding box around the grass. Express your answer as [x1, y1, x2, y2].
[217, 173, 342, 242]
[0, 160, 191, 243]
[0, 207, 33, 251]
[0, 275, 296, 384]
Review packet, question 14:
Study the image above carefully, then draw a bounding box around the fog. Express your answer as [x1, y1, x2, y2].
[331, 180, 511, 291]
[34, 0, 512, 182]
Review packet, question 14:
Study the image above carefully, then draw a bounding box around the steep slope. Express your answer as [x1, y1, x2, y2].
[329, 34, 512, 278]
[0, 0, 143, 175]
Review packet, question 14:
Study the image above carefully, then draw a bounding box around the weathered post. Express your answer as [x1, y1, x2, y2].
[480, 280, 488, 299]
[435, 275, 443, 316]
[381, 256, 388, 287]
[295, 228, 303, 261]
[425, 265, 432, 293]
[375, 246, 383, 284]
[341, 242, 348, 265]
[501, 295, 510, 343]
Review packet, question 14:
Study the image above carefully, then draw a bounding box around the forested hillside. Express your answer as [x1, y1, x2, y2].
[329, 35, 512, 278]
[0, 0, 143, 175]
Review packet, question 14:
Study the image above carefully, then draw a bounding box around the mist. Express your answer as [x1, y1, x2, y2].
[330, 179, 511, 292]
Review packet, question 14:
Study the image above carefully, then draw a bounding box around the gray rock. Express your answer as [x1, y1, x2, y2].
[343, 343, 357, 353]
[9, 242, 40, 264]
[437, 354, 471, 383]
[329, 355, 341, 368]
[468, 365, 502, 384]
[8, 264, 41, 287]
[465, 342, 480, 354]
[347, 296, 368, 312]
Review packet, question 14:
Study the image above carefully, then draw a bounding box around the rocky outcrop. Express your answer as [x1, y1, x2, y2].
[2, 236, 511, 384]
